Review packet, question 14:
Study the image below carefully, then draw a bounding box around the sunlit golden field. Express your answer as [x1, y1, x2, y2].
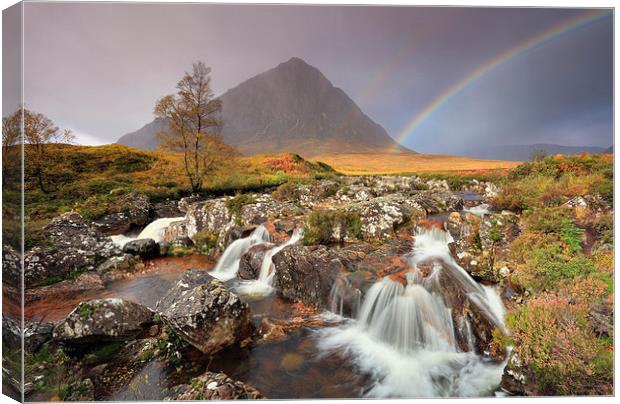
[310, 152, 521, 175]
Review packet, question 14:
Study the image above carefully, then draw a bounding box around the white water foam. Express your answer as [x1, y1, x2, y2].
[317, 227, 508, 398]
[235, 228, 303, 297]
[464, 203, 491, 217]
[209, 226, 271, 282]
[110, 217, 185, 247]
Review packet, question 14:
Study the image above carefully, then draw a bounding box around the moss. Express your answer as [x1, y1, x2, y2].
[193, 229, 218, 254]
[303, 210, 362, 245]
[167, 245, 196, 257]
[83, 341, 124, 365]
[225, 194, 256, 222]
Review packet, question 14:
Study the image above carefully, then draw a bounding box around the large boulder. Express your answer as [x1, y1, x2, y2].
[168, 372, 264, 400]
[345, 194, 427, 240]
[272, 245, 345, 308]
[151, 200, 183, 219]
[185, 199, 232, 240]
[122, 238, 160, 259]
[53, 298, 156, 344]
[157, 270, 253, 354]
[94, 193, 150, 235]
[238, 195, 305, 225]
[24, 212, 121, 288]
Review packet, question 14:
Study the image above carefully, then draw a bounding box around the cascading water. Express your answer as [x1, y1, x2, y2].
[317, 226, 508, 398]
[235, 228, 303, 297]
[110, 217, 185, 247]
[329, 276, 362, 318]
[464, 203, 491, 217]
[209, 225, 271, 282]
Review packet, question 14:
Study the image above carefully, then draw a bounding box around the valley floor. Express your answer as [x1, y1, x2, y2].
[310, 152, 521, 175]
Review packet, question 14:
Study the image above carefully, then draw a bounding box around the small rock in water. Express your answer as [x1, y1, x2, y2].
[279, 352, 304, 371]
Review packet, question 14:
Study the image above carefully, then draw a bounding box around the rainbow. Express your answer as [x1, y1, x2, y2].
[393, 10, 612, 150]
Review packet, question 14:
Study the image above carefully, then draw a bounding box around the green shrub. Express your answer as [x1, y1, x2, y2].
[303, 210, 362, 245]
[506, 294, 612, 395]
[193, 230, 218, 253]
[514, 243, 596, 292]
[272, 182, 300, 201]
[225, 194, 256, 220]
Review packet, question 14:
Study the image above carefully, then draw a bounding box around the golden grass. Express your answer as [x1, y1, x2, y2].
[309, 152, 521, 175]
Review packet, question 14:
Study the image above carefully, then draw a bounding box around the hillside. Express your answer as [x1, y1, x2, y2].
[460, 143, 610, 161]
[15, 144, 337, 249]
[117, 57, 407, 156]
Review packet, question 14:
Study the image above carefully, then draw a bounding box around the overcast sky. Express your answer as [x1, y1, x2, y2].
[13, 3, 614, 153]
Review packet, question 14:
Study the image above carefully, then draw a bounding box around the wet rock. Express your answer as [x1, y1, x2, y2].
[96, 254, 143, 275]
[2, 316, 21, 351]
[122, 238, 160, 259]
[258, 318, 286, 343]
[94, 193, 150, 235]
[500, 353, 527, 396]
[411, 190, 463, 214]
[446, 212, 486, 278]
[53, 298, 156, 344]
[272, 245, 345, 308]
[346, 195, 424, 240]
[238, 195, 305, 225]
[163, 220, 190, 244]
[2, 244, 21, 288]
[151, 200, 183, 219]
[25, 212, 121, 288]
[168, 371, 264, 400]
[178, 195, 202, 213]
[157, 270, 253, 354]
[238, 243, 275, 280]
[155, 269, 214, 311]
[219, 225, 259, 251]
[24, 320, 55, 352]
[185, 198, 232, 240]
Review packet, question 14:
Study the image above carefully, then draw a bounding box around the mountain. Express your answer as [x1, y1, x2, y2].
[117, 57, 408, 156]
[459, 144, 611, 162]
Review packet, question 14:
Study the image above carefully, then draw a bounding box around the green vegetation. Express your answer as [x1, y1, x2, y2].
[225, 194, 257, 222]
[25, 344, 77, 401]
[18, 143, 338, 250]
[497, 154, 613, 395]
[303, 210, 362, 245]
[494, 154, 612, 211]
[192, 229, 219, 254]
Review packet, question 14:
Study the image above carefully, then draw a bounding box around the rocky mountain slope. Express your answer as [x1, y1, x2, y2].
[117, 57, 407, 156]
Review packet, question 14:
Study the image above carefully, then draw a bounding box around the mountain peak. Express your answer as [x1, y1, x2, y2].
[118, 58, 409, 156]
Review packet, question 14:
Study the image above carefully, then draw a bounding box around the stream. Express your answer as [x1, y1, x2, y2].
[25, 200, 508, 399]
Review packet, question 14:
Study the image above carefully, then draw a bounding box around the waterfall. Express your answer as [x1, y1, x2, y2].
[110, 217, 185, 247]
[464, 203, 491, 217]
[235, 228, 303, 297]
[316, 226, 508, 397]
[328, 276, 362, 318]
[209, 225, 271, 282]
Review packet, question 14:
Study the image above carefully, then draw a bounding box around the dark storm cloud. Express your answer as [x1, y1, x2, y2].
[19, 3, 613, 152]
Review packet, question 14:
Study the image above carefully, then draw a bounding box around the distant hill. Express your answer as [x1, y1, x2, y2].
[460, 144, 611, 162]
[117, 57, 409, 157]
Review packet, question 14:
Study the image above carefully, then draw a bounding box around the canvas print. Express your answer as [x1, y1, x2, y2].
[1, 1, 614, 401]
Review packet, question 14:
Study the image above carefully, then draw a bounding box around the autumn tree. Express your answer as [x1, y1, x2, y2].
[9, 108, 75, 193]
[2, 110, 21, 186]
[154, 61, 234, 193]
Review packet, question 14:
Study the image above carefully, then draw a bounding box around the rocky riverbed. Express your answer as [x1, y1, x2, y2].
[2, 173, 611, 399]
